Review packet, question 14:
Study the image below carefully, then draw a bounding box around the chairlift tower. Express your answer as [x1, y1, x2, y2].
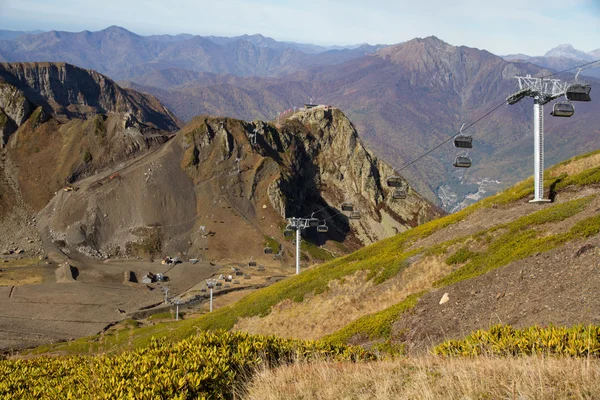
[506, 75, 570, 203]
[287, 217, 311, 275]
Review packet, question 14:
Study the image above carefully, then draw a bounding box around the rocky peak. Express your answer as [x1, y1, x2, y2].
[375, 36, 500, 90]
[0, 62, 181, 131]
[180, 107, 442, 246]
[544, 44, 594, 61]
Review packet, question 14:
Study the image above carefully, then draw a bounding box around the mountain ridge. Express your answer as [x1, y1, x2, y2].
[0, 26, 384, 79]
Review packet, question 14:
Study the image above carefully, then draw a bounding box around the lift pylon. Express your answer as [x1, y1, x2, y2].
[507, 75, 572, 203]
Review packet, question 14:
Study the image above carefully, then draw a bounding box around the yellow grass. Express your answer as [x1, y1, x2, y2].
[0, 275, 42, 286]
[242, 356, 600, 399]
[549, 152, 600, 179]
[234, 255, 451, 340]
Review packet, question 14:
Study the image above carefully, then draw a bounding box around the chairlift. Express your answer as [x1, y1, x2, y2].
[550, 101, 575, 117]
[317, 222, 329, 233]
[341, 202, 354, 212]
[454, 135, 473, 149]
[263, 247, 273, 254]
[349, 210, 361, 220]
[386, 176, 403, 188]
[565, 83, 591, 102]
[308, 213, 319, 227]
[453, 156, 472, 168]
[453, 123, 472, 149]
[248, 260, 257, 267]
[392, 188, 407, 199]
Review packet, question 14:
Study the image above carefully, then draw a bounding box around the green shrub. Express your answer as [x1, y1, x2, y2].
[0, 331, 374, 399]
[434, 324, 600, 357]
[445, 247, 478, 265]
[82, 149, 92, 164]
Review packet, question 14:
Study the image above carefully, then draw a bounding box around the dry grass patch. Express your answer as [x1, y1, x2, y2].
[234, 256, 452, 341]
[550, 151, 600, 178]
[242, 356, 600, 399]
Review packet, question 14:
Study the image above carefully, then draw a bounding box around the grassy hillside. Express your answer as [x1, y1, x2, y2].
[25, 148, 600, 357]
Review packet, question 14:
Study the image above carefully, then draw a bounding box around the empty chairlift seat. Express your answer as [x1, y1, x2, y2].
[386, 176, 403, 187]
[248, 260, 257, 267]
[341, 202, 354, 212]
[308, 216, 319, 227]
[551, 102, 575, 117]
[453, 156, 472, 168]
[392, 188, 407, 199]
[264, 247, 273, 254]
[317, 223, 329, 233]
[349, 210, 362, 220]
[453, 134, 473, 149]
[284, 227, 294, 237]
[566, 84, 591, 102]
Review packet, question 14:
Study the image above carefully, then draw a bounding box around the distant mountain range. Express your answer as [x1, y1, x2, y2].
[2, 27, 598, 210]
[0, 26, 386, 79]
[0, 30, 44, 41]
[503, 44, 600, 79]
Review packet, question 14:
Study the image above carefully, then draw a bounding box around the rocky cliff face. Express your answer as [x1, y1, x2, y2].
[0, 82, 32, 147]
[0, 62, 181, 132]
[180, 107, 442, 250]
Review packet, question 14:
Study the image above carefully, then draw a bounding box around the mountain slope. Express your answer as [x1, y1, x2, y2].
[37, 106, 441, 264]
[37, 147, 600, 356]
[0, 62, 181, 254]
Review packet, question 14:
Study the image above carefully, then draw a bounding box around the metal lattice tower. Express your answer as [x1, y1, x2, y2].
[507, 75, 571, 203]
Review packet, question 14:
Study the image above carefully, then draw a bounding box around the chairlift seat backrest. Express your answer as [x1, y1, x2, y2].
[550, 102, 575, 117]
[453, 156, 472, 168]
[349, 211, 361, 219]
[341, 202, 354, 212]
[317, 224, 329, 233]
[386, 176, 403, 188]
[249, 261, 257, 267]
[566, 84, 591, 102]
[309, 218, 319, 227]
[453, 134, 473, 149]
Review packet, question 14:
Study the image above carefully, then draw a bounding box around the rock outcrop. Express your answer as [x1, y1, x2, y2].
[180, 106, 442, 249]
[0, 62, 181, 132]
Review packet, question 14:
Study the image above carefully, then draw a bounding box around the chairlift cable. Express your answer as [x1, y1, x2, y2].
[538, 59, 600, 79]
[396, 100, 508, 172]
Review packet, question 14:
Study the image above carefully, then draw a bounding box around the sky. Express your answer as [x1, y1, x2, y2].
[0, 0, 599, 56]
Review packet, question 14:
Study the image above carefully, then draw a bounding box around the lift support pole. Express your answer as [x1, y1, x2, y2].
[295, 226, 301, 275]
[507, 75, 570, 203]
[288, 217, 311, 275]
[531, 98, 550, 203]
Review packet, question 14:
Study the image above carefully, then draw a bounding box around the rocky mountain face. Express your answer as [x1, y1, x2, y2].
[0, 62, 181, 254]
[0, 26, 383, 81]
[0, 62, 180, 131]
[38, 106, 441, 264]
[122, 37, 600, 212]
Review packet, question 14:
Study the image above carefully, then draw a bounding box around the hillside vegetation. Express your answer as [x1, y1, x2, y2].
[1, 331, 371, 399]
[27, 147, 600, 357]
